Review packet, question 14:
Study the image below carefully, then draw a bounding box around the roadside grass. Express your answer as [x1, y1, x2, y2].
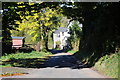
[0, 51, 52, 67]
[67, 50, 77, 54]
[94, 52, 120, 78]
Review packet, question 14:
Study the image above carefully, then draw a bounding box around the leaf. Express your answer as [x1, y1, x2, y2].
[45, 17, 50, 20]
[16, 21, 20, 24]
[26, 16, 31, 20]
[17, 2, 24, 5]
[28, 30, 36, 35]
[44, 22, 50, 26]
[18, 6, 24, 8]
[29, 2, 35, 5]
[32, 34, 38, 41]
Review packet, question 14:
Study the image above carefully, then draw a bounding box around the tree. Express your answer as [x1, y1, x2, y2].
[2, 2, 21, 55]
[2, 2, 61, 54]
[61, 2, 120, 66]
[69, 21, 82, 50]
[12, 2, 62, 51]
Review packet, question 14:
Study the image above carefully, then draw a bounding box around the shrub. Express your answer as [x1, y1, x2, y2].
[94, 52, 120, 78]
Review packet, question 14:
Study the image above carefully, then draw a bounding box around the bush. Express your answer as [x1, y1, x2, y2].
[94, 52, 120, 78]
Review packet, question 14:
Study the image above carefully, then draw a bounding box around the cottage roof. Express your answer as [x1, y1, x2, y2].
[54, 27, 68, 34]
[12, 36, 25, 39]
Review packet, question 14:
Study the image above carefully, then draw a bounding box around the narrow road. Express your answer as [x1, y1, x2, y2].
[1, 53, 107, 78]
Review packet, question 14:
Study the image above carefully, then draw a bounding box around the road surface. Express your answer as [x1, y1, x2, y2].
[1, 53, 108, 78]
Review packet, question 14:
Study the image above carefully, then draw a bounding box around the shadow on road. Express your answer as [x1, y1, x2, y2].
[43, 55, 85, 69]
[49, 49, 65, 54]
[2, 54, 85, 69]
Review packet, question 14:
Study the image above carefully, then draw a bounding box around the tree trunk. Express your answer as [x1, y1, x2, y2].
[36, 42, 40, 52]
[44, 34, 49, 51]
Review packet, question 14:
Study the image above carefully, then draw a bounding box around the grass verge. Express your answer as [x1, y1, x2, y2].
[0, 51, 52, 67]
[67, 50, 77, 54]
[94, 52, 120, 78]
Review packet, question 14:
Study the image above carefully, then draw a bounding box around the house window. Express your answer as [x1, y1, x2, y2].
[58, 34, 60, 37]
[62, 32, 64, 36]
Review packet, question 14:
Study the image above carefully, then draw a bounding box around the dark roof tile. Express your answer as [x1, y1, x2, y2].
[12, 36, 25, 39]
[54, 27, 68, 34]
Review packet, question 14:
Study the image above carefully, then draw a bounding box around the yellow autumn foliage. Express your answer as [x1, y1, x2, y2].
[15, 4, 62, 42]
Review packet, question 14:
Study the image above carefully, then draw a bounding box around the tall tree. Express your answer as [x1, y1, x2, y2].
[12, 2, 62, 51]
[62, 2, 120, 66]
[2, 2, 62, 53]
[2, 2, 21, 55]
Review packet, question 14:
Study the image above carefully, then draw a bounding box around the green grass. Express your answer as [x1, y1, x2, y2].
[0, 51, 52, 61]
[94, 52, 120, 78]
[67, 50, 77, 54]
[0, 51, 52, 67]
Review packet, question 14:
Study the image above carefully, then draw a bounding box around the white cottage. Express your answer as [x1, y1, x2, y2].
[53, 27, 70, 49]
[53, 20, 83, 49]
